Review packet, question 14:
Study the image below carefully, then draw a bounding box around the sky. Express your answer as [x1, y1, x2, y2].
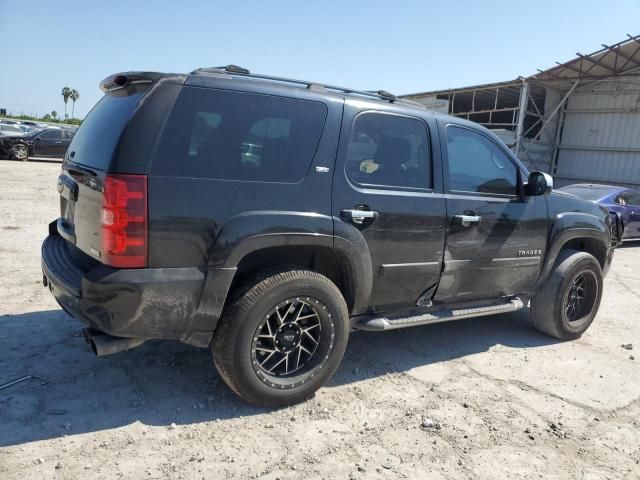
[1, 0, 639, 119]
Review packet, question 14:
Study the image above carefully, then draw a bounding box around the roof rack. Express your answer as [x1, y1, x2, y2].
[190, 65, 412, 105]
[194, 65, 250, 75]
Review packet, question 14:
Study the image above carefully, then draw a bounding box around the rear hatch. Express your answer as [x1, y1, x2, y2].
[57, 73, 183, 268]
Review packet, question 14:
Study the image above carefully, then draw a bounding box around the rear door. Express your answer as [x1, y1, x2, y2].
[435, 121, 548, 302]
[332, 101, 446, 312]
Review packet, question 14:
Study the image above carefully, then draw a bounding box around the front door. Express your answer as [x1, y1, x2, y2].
[435, 122, 548, 302]
[332, 102, 446, 313]
[34, 129, 65, 157]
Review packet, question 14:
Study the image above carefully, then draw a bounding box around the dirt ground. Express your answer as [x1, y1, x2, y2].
[0, 160, 638, 480]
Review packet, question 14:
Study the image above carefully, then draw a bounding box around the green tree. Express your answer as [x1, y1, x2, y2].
[70, 89, 80, 119]
[51, 110, 58, 120]
[61, 86, 72, 120]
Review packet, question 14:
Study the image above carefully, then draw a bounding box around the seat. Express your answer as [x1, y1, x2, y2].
[370, 136, 412, 186]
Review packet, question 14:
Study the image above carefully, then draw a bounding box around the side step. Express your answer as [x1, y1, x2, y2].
[354, 298, 524, 331]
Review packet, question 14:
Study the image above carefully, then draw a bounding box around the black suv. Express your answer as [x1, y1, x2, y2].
[41, 67, 621, 406]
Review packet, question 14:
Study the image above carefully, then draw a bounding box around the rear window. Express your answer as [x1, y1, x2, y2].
[66, 92, 143, 170]
[152, 87, 327, 182]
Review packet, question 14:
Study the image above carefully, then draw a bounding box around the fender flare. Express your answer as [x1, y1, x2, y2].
[333, 218, 373, 315]
[206, 211, 373, 314]
[209, 211, 335, 268]
[536, 212, 610, 289]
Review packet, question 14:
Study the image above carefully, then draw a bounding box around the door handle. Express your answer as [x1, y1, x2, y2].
[341, 209, 379, 224]
[453, 214, 481, 227]
[54, 141, 62, 144]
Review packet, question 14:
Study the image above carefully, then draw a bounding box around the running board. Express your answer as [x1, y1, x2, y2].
[354, 298, 524, 331]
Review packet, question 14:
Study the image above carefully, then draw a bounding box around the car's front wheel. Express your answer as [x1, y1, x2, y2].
[531, 249, 603, 340]
[11, 144, 28, 161]
[211, 269, 350, 407]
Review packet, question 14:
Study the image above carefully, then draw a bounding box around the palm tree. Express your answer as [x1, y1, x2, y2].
[61, 86, 72, 120]
[51, 110, 58, 120]
[70, 89, 80, 119]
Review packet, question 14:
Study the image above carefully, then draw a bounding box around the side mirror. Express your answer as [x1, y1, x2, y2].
[525, 171, 553, 196]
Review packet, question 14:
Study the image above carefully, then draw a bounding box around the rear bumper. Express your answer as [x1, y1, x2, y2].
[41, 225, 236, 348]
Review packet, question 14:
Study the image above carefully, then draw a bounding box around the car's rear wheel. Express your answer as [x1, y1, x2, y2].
[531, 249, 603, 340]
[11, 144, 28, 161]
[211, 269, 349, 407]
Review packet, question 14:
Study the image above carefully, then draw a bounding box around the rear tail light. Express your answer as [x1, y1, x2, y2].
[101, 174, 147, 268]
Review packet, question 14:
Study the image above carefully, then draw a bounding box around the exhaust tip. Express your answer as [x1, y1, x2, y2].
[89, 338, 99, 356]
[82, 327, 104, 345]
[90, 333, 145, 357]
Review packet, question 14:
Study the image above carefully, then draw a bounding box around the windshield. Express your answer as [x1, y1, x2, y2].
[24, 128, 45, 138]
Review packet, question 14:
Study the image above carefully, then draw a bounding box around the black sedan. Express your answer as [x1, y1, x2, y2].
[0, 127, 75, 161]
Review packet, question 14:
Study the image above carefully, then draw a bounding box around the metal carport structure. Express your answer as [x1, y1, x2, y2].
[401, 34, 640, 190]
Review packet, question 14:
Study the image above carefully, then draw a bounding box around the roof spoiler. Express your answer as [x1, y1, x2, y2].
[99, 73, 155, 93]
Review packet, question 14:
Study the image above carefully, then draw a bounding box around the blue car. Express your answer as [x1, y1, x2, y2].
[560, 183, 640, 241]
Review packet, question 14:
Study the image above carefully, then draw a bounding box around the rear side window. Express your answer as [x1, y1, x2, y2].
[344, 112, 431, 190]
[66, 92, 144, 170]
[153, 87, 327, 182]
[446, 125, 518, 196]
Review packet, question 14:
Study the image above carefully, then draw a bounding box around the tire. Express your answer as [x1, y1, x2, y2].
[11, 144, 28, 161]
[211, 269, 350, 407]
[531, 249, 603, 340]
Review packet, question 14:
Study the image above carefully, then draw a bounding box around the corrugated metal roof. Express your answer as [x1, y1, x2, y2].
[400, 79, 522, 99]
[532, 34, 640, 89]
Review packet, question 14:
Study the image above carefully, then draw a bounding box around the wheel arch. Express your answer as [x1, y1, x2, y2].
[536, 212, 610, 289]
[229, 244, 357, 312]
[210, 211, 373, 315]
[11, 141, 31, 159]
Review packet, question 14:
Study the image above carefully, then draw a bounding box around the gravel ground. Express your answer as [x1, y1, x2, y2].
[0, 160, 639, 479]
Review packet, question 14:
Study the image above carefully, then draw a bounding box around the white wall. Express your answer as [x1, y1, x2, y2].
[554, 77, 640, 189]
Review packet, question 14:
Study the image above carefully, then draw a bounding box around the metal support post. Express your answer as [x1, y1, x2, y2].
[514, 80, 529, 157]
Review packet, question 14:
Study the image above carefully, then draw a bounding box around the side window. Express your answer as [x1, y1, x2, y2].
[620, 191, 640, 206]
[153, 88, 327, 182]
[345, 113, 430, 190]
[40, 130, 62, 140]
[446, 126, 518, 196]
